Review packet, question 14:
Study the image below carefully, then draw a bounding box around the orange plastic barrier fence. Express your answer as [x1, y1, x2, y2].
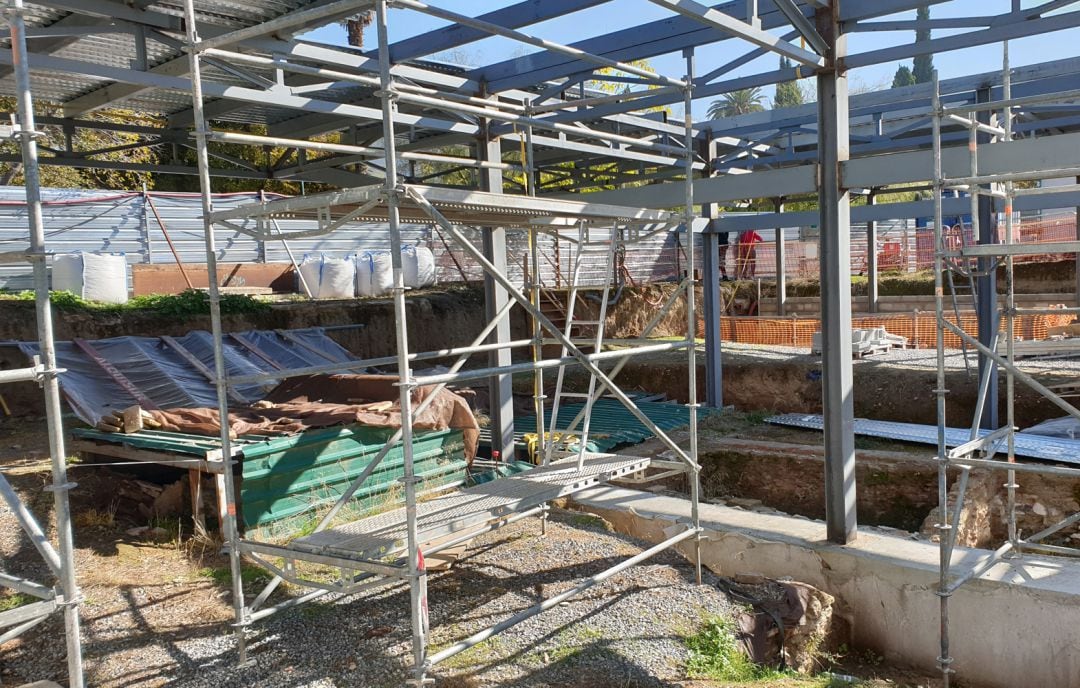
[713, 311, 1075, 349]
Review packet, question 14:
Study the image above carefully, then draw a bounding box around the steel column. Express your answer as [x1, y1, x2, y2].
[478, 130, 516, 462]
[975, 86, 999, 430]
[9, 0, 84, 682]
[816, 4, 856, 545]
[701, 136, 723, 407]
[867, 190, 878, 313]
[774, 197, 786, 316]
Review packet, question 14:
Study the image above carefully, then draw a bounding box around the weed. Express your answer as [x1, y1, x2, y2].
[684, 614, 783, 682]
[567, 513, 611, 531]
[0, 592, 33, 612]
[75, 506, 116, 529]
[0, 289, 270, 316]
[198, 563, 273, 588]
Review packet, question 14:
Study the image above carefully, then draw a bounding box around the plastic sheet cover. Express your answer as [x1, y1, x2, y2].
[19, 328, 357, 425]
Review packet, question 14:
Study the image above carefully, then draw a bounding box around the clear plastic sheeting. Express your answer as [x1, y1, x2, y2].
[18, 328, 358, 425]
[1021, 417, 1080, 440]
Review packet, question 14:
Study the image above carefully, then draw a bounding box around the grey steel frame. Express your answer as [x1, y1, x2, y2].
[930, 50, 1080, 688]
[0, 0, 84, 683]
[183, 1, 704, 684]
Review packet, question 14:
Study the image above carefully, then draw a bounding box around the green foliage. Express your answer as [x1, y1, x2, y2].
[0, 288, 270, 316]
[198, 563, 273, 588]
[773, 57, 805, 110]
[707, 88, 767, 119]
[912, 6, 934, 84]
[891, 65, 916, 89]
[686, 614, 782, 681]
[0, 592, 33, 612]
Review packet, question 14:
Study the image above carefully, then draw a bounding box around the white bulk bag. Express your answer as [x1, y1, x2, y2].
[355, 251, 394, 297]
[299, 254, 355, 299]
[52, 252, 129, 304]
[401, 245, 435, 289]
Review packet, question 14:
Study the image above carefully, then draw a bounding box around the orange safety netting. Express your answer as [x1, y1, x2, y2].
[712, 310, 1076, 349]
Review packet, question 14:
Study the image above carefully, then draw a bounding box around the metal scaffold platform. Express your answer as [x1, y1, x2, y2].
[289, 453, 651, 562]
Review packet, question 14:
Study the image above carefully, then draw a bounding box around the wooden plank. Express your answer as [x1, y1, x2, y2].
[275, 329, 343, 364]
[159, 335, 250, 404]
[69, 438, 220, 473]
[72, 338, 160, 411]
[229, 333, 285, 371]
[131, 262, 296, 296]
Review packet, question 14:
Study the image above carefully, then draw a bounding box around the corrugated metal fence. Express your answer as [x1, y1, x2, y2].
[0, 186, 694, 292]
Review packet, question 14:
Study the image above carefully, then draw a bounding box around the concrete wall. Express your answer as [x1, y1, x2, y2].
[573, 486, 1080, 688]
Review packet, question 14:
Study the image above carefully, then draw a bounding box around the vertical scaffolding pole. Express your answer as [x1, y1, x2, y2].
[816, 4, 856, 544]
[8, 0, 84, 682]
[375, 2, 428, 682]
[683, 48, 702, 585]
[1001, 44, 1019, 553]
[182, 0, 248, 663]
[931, 71, 953, 688]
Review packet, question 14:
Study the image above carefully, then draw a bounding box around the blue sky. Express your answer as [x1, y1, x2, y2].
[303, 1, 1080, 119]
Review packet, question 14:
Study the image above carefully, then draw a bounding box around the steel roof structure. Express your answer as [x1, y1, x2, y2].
[2, 2, 1080, 687]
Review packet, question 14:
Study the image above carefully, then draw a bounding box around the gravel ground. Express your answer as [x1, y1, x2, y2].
[719, 340, 1080, 374]
[1, 498, 730, 688]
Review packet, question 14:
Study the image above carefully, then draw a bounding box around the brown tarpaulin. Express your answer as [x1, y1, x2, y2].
[147, 374, 480, 460]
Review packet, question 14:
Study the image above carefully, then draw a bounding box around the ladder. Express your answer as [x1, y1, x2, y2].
[943, 220, 980, 376]
[545, 226, 622, 468]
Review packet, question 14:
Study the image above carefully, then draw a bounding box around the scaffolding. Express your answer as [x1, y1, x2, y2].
[0, 0, 83, 684]
[931, 48, 1080, 688]
[182, 0, 703, 683]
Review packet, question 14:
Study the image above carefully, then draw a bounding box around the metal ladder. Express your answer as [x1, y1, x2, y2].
[545, 226, 622, 468]
[943, 219, 979, 375]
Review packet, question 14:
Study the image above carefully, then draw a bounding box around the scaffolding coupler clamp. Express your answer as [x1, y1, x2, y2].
[43, 481, 77, 493]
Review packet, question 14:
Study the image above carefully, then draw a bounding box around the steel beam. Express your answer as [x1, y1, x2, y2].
[816, 4, 856, 545]
[774, 197, 786, 316]
[866, 190, 878, 313]
[646, 0, 823, 68]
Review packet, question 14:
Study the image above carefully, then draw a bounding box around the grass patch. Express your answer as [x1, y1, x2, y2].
[198, 563, 273, 588]
[0, 592, 34, 612]
[74, 506, 116, 529]
[0, 289, 270, 316]
[685, 614, 785, 682]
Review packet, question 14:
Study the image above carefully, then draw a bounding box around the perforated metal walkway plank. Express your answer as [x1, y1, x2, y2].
[291, 452, 650, 561]
[768, 413, 1080, 465]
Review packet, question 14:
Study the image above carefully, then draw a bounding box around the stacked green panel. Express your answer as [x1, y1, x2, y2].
[239, 425, 468, 537]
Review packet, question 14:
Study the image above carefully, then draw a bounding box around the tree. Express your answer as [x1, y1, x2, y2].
[912, 5, 934, 84]
[773, 57, 804, 109]
[341, 11, 373, 48]
[891, 65, 916, 88]
[707, 88, 766, 119]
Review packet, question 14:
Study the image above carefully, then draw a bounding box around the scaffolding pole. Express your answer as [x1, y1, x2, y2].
[182, 0, 249, 664]
[931, 44, 1080, 687]
[5, 0, 84, 683]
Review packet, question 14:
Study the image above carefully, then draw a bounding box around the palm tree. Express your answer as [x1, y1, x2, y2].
[341, 11, 374, 47]
[707, 88, 767, 119]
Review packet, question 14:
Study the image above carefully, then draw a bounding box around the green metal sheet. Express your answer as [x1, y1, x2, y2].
[525, 399, 709, 453]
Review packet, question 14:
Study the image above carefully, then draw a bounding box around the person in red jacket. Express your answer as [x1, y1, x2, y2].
[736, 230, 762, 280]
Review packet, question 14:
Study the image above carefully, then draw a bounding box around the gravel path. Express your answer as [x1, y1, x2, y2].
[1, 506, 730, 688]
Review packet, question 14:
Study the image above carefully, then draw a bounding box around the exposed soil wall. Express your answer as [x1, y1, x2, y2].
[561, 352, 1070, 429]
[696, 439, 939, 532]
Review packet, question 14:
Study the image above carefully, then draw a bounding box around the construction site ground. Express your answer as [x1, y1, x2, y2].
[0, 415, 947, 688]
